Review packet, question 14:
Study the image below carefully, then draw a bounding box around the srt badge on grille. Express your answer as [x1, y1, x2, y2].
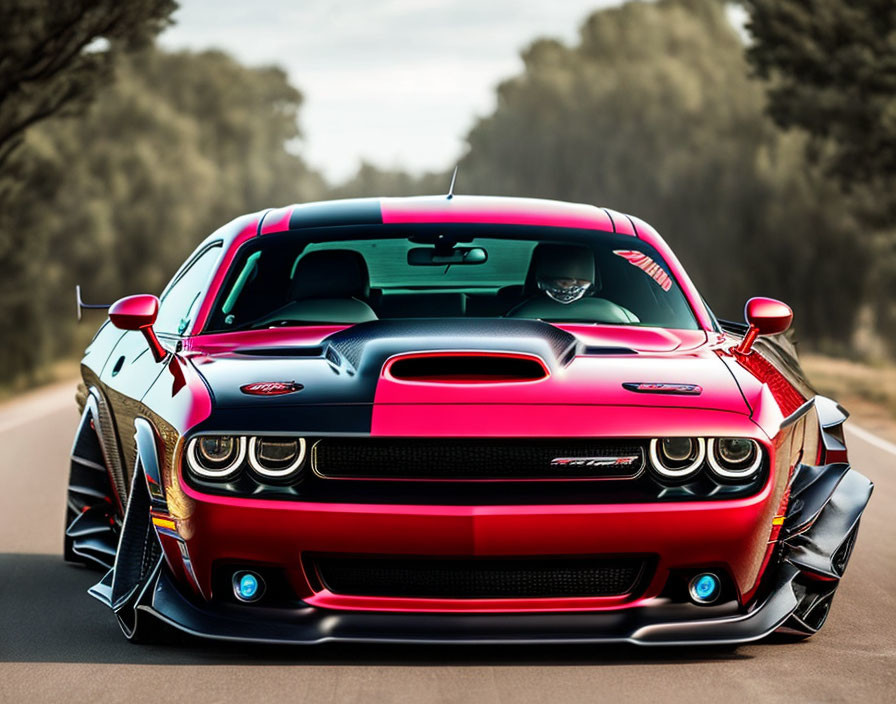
[550, 455, 640, 468]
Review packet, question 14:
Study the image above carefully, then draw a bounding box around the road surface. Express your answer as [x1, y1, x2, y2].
[1, 381, 894, 703]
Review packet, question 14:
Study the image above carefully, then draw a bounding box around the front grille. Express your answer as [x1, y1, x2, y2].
[310, 555, 647, 598]
[312, 438, 644, 481]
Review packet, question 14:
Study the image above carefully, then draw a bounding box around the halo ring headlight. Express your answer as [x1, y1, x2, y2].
[707, 438, 762, 479]
[649, 437, 705, 479]
[186, 436, 246, 478]
[248, 436, 306, 478]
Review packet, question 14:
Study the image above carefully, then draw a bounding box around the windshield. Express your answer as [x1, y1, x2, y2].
[205, 227, 699, 331]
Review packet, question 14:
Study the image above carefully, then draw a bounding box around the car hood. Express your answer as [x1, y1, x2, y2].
[186, 319, 748, 416]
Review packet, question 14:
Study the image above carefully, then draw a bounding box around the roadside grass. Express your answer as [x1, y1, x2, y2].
[801, 354, 896, 416]
[801, 352, 896, 443]
[0, 359, 80, 405]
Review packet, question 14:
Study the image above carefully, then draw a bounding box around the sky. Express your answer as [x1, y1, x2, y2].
[159, 0, 620, 183]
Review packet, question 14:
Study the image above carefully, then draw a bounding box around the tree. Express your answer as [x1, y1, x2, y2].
[743, 0, 896, 217]
[744, 0, 896, 349]
[0, 0, 176, 165]
[0, 47, 324, 385]
[330, 161, 448, 200]
[459, 0, 865, 343]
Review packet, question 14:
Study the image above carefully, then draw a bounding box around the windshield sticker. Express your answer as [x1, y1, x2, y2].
[613, 250, 672, 291]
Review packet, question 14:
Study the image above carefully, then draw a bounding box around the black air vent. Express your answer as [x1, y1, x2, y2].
[582, 346, 638, 356]
[388, 355, 546, 382]
[236, 346, 323, 357]
[310, 555, 647, 599]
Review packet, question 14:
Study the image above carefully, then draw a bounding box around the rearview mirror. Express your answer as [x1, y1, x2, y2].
[734, 296, 793, 355]
[407, 246, 488, 266]
[108, 294, 167, 362]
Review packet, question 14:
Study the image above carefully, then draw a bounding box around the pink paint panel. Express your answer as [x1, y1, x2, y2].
[370, 404, 765, 439]
[140, 354, 213, 432]
[603, 208, 637, 236]
[259, 206, 294, 235]
[556, 324, 708, 352]
[304, 590, 649, 613]
[381, 196, 616, 232]
[372, 354, 751, 414]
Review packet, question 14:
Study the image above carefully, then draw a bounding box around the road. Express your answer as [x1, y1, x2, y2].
[1, 381, 894, 703]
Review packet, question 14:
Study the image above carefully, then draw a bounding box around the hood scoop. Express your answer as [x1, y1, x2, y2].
[324, 319, 578, 374]
[386, 353, 548, 384]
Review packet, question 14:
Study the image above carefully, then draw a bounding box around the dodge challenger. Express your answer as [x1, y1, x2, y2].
[66, 195, 872, 644]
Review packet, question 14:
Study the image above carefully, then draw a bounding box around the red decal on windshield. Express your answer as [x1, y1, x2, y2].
[613, 250, 672, 291]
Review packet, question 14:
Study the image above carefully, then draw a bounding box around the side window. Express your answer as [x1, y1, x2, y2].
[155, 244, 222, 335]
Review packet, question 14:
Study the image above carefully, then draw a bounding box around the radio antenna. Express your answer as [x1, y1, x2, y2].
[446, 165, 458, 200]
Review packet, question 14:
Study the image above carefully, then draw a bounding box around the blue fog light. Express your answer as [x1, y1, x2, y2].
[232, 571, 264, 602]
[688, 573, 721, 604]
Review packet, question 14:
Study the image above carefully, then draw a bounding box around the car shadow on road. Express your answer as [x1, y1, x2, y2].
[0, 553, 759, 665]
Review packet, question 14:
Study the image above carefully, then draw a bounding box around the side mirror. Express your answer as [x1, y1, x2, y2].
[734, 296, 793, 355]
[108, 294, 167, 362]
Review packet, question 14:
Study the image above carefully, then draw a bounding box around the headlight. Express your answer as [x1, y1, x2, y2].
[708, 438, 761, 479]
[186, 435, 245, 478]
[648, 437, 705, 479]
[248, 436, 306, 478]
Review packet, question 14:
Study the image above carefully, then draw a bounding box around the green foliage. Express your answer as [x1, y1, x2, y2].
[0, 48, 324, 383]
[330, 161, 447, 200]
[743, 0, 896, 350]
[0, 0, 889, 385]
[459, 0, 866, 341]
[0, 0, 177, 164]
[743, 0, 896, 211]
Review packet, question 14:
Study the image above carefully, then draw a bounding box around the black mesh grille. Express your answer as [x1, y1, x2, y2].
[312, 438, 644, 480]
[312, 556, 646, 598]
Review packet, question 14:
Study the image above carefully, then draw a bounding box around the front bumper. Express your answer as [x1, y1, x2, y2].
[92, 461, 872, 644]
[164, 479, 780, 612]
[132, 559, 801, 645]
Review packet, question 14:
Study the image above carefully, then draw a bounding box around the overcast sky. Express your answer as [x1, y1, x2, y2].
[159, 0, 621, 182]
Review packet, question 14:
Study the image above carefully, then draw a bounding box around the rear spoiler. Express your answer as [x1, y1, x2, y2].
[76, 285, 110, 322]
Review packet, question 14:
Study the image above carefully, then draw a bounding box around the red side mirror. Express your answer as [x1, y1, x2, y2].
[108, 294, 167, 362]
[734, 297, 793, 355]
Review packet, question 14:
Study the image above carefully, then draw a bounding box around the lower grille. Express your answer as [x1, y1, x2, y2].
[311, 555, 647, 599]
[312, 438, 645, 481]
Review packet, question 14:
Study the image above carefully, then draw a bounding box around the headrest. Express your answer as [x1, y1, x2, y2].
[528, 244, 598, 289]
[290, 250, 370, 301]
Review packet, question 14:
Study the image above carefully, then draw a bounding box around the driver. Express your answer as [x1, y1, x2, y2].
[533, 244, 596, 304]
[506, 243, 639, 324]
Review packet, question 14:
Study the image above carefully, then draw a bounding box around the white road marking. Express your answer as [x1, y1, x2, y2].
[846, 424, 896, 458]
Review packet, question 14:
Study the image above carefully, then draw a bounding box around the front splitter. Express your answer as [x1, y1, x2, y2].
[138, 562, 801, 646]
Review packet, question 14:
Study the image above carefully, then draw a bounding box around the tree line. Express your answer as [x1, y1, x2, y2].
[0, 0, 892, 386]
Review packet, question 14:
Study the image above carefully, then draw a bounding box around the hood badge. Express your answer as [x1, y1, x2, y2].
[622, 382, 702, 395]
[240, 381, 304, 396]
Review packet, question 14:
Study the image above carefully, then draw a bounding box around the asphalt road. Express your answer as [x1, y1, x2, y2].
[1, 381, 894, 703]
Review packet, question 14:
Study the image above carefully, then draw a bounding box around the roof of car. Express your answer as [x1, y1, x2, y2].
[255, 195, 641, 238]
[192, 194, 715, 334]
